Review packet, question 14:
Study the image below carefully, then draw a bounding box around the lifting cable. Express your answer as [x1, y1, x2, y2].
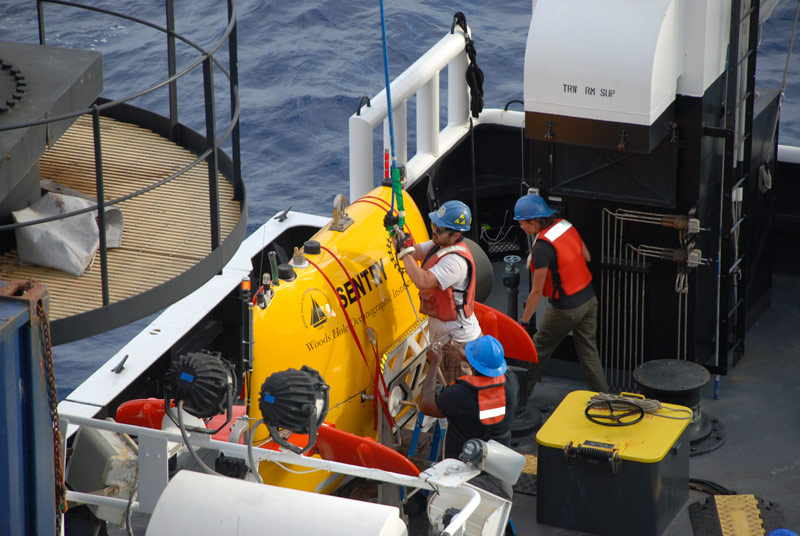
[378, 0, 405, 227]
[376, 3, 433, 354]
[357, 194, 431, 349]
[454, 12, 484, 242]
[452, 12, 484, 120]
[765, 0, 800, 169]
[377, 3, 423, 343]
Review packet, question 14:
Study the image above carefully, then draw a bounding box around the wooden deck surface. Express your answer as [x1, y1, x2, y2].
[0, 114, 241, 322]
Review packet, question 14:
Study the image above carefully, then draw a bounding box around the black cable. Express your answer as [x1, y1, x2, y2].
[177, 400, 222, 477]
[689, 477, 736, 495]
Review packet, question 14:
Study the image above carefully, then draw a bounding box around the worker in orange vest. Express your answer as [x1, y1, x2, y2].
[394, 200, 482, 384]
[514, 194, 609, 395]
[419, 335, 519, 499]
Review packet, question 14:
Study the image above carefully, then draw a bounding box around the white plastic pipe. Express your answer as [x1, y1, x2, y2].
[62, 413, 488, 536]
[65, 490, 141, 512]
[778, 144, 800, 164]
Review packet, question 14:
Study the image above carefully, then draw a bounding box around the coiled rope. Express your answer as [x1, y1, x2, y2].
[588, 392, 692, 420]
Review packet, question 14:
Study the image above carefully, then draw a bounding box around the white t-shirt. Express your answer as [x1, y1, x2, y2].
[418, 241, 482, 344]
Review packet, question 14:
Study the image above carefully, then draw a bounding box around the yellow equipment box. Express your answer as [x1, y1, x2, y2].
[536, 390, 692, 536]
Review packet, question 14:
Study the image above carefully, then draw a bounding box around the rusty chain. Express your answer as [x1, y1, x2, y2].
[37, 299, 67, 533]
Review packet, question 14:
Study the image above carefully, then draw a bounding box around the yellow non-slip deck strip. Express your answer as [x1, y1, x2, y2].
[715, 494, 765, 536]
[521, 454, 537, 475]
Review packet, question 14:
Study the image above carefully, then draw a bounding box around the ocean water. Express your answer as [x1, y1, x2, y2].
[1, 0, 798, 397]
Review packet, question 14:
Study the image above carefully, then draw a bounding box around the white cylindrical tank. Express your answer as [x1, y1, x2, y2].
[146, 471, 408, 536]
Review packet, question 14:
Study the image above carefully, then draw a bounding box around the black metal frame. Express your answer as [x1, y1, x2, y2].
[0, 0, 246, 342]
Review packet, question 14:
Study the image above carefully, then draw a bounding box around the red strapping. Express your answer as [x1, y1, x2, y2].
[319, 245, 395, 431]
[354, 196, 417, 243]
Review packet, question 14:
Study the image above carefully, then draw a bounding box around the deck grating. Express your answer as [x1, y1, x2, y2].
[0, 115, 241, 322]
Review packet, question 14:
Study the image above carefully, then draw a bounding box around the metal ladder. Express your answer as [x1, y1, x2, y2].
[719, 0, 761, 371]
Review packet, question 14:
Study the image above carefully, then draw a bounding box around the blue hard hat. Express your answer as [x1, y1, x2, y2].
[465, 335, 507, 378]
[513, 194, 554, 221]
[429, 200, 471, 232]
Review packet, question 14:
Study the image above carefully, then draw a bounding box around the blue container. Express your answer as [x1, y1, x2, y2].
[0, 281, 57, 535]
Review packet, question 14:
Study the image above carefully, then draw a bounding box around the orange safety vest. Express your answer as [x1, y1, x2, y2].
[531, 219, 592, 300]
[419, 244, 476, 322]
[455, 375, 507, 425]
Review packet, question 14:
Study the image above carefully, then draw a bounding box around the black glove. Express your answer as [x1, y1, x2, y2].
[519, 318, 536, 336]
[383, 212, 400, 231]
[394, 232, 415, 259]
[395, 233, 415, 251]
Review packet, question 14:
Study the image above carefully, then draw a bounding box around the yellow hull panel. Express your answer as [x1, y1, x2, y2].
[249, 186, 429, 492]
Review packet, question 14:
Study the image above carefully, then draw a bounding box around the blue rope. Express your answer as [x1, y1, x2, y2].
[379, 0, 399, 212]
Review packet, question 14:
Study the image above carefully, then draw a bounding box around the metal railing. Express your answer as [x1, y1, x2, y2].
[0, 0, 242, 307]
[60, 411, 490, 536]
[348, 27, 471, 201]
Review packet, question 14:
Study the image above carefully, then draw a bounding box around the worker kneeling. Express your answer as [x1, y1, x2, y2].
[420, 335, 519, 499]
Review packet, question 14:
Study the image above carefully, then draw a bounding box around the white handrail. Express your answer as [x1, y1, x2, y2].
[441, 487, 481, 536]
[349, 29, 471, 200]
[60, 412, 484, 519]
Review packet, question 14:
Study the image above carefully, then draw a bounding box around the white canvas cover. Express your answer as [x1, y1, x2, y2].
[12, 192, 123, 276]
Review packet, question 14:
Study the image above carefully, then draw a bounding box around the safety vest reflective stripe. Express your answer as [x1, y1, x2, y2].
[535, 218, 592, 299]
[543, 219, 572, 241]
[479, 406, 506, 420]
[456, 374, 507, 425]
[435, 245, 468, 258]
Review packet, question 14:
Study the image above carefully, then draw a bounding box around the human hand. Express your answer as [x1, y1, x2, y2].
[427, 341, 444, 366]
[441, 340, 465, 361]
[519, 318, 536, 335]
[394, 230, 415, 259]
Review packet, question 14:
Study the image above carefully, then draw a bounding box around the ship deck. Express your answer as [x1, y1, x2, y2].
[113, 270, 800, 536]
[0, 114, 242, 343]
[480, 269, 800, 536]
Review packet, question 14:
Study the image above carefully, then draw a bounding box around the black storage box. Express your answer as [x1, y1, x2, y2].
[536, 390, 690, 536]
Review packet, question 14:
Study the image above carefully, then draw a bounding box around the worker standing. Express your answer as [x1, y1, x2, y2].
[513, 194, 609, 395]
[393, 200, 482, 384]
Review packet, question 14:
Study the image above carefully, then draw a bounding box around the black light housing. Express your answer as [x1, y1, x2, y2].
[259, 365, 329, 454]
[164, 350, 235, 434]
